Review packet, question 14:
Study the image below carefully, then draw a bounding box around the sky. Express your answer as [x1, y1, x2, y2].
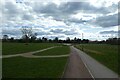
[1, 0, 119, 40]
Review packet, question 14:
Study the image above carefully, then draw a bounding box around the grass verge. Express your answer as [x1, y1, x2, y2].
[75, 44, 119, 75]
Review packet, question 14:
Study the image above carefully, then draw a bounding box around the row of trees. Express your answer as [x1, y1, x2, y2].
[2, 34, 120, 45]
[2, 26, 89, 43]
[2, 26, 120, 45]
[2, 34, 89, 43]
[89, 37, 120, 45]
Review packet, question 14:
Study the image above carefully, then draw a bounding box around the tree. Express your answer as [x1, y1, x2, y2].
[3, 35, 9, 42]
[54, 37, 58, 42]
[9, 37, 14, 42]
[66, 37, 70, 43]
[42, 37, 47, 42]
[31, 33, 37, 42]
[21, 26, 32, 38]
[21, 26, 38, 43]
[76, 38, 81, 43]
[74, 37, 77, 43]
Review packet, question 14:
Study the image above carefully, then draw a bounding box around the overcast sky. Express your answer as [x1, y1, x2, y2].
[1, 0, 119, 40]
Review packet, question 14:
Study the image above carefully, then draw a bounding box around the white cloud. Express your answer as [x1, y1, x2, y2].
[1, 0, 119, 40]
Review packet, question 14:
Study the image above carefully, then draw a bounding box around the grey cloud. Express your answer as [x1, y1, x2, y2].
[59, 2, 110, 14]
[22, 14, 34, 20]
[64, 30, 78, 35]
[4, 2, 21, 14]
[33, 2, 58, 14]
[32, 2, 114, 25]
[68, 18, 87, 23]
[50, 28, 78, 35]
[37, 31, 51, 35]
[33, 2, 111, 16]
[3, 1, 35, 21]
[50, 29, 63, 33]
[93, 13, 118, 27]
[100, 30, 119, 34]
[2, 29, 21, 36]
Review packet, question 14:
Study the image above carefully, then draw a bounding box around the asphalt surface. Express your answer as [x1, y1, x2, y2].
[62, 46, 93, 79]
[62, 46, 119, 79]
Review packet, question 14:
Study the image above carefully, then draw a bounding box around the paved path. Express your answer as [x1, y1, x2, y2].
[62, 46, 93, 78]
[63, 46, 119, 79]
[1, 46, 69, 58]
[73, 46, 118, 78]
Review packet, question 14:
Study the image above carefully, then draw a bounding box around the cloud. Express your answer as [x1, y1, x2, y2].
[50, 28, 78, 35]
[36, 31, 51, 35]
[22, 14, 34, 20]
[99, 30, 119, 34]
[50, 29, 63, 33]
[32, 2, 113, 24]
[4, 2, 21, 14]
[67, 18, 87, 23]
[3, 1, 23, 21]
[2, 28, 21, 36]
[59, 2, 110, 14]
[1, 0, 119, 40]
[92, 13, 118, 27]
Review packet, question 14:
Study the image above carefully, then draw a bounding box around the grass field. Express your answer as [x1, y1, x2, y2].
[34, 45, 70, 56]
[2, 57, 68, 78]
[2, 43, 62, 55]
[2, 43, 70, 78]
[75, 44, 119, 74]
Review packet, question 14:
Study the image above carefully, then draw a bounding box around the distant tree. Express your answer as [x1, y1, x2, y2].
[42, 37, 48, 42]
[3, 35, 9, 42]
[21, 26, 33, 43]
[58, 39, 63, 43]
[21, 26, 38, 43]
[106, 37, 118, 45]
[76, 38, 81, 43]
[54, 37, 59, 42]
[82, 39, 89, 43]
[9, 37, 14, 42]
[66, 37, 70, 43]
[30, 33, 37, 42]
[37, 37, 42, 43]
[48, 39, 52, 43]
[74, 37, 77, 43]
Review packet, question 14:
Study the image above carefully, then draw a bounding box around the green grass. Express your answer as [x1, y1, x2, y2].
[34, 45, 70, 56]
[2, 43, 62, 55]
[0, 41, 1, 55]
[75, 44, 119, 74]
[2, 57, 68, 78]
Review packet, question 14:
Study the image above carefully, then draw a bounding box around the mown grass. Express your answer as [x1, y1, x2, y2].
[34, 45, 70, 56]
[75, 44, 119, 75]
[2, 43, 62, 55]
[2, 57, 68, 78]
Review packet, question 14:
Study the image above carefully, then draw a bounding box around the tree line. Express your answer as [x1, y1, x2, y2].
[2, 34, 89, 44]
[2, 26, 120, 45]
[2, 34, 120, 45]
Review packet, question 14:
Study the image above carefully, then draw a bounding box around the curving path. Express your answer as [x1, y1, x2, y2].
[1, 46, 69, 58]
[22, 54, 69, 58]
